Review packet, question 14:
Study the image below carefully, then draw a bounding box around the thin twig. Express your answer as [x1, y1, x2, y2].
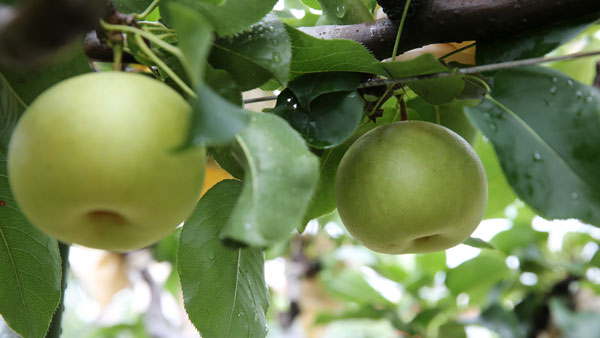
[242, 50, 600, 104]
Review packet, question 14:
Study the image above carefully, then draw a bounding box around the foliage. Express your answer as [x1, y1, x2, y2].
[0, 0, 600, 337]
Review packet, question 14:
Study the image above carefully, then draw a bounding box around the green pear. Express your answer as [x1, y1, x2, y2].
[8, 72, 206, 251]
[335, 121, 487, 254]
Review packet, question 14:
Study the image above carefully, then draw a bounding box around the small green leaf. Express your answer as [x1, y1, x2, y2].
[0, 74, 26, 155]
[384, 55, 465, 105]
[0, 156, 62, 338]
[466, 66, 600, 226]
[166, 2, 213, 88]
[464, 237, 495, 250]
[274, 89, 363, 148]
[286, 25, 386, 78]
[161, 0, 278, 36]
[210, 14, 291, 90]
[184, 84, 250, 146]
[287, 72, 361, 110]
[220, 113, 319, 247]
[446, 252, 512, 296]
[490, 227, 548, 254]
[319, 268, 392, 305]
[406, 97, 479, 145]
[178, 180, 268, 338]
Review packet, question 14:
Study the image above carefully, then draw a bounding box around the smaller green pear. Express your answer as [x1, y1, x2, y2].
[8, 72, 206, 252]
[335, 121, 487, 254]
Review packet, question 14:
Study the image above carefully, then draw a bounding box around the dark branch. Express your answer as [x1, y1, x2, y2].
[299, 0, 600, 60]
[0, 0, 104, 68]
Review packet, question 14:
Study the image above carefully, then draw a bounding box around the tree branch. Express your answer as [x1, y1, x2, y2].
[299, 0, 600, 60]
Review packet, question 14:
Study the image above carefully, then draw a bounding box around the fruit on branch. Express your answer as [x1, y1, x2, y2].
[7, 72, 206, 252]
[335, 121, 487, 254]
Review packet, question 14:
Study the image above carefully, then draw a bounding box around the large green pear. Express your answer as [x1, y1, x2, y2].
[335, 121, 487, 254]
[8, 72, 206, 252]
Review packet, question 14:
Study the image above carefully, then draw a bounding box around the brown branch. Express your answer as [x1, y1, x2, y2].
[299, 0, 600, 60]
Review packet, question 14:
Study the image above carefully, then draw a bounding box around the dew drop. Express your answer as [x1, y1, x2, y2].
[576, 91, 583, 98]
[533, 151, 542, 161]
[286, 97, 293, 103]
[552, 77, 558, 83]
[567, 79, 574, 86]
[208, 251, 215, 260]
[335, 4, 347, 18]
[292, 103, 298, 109]
[271, 51, 281, 63]
[489, 123, 497, 131]
[550, 86, 557, 95]
[571, 192, 579, 201]
[586, 96, 594, 103]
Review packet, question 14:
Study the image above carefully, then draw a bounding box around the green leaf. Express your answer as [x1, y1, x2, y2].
[384, 55, 465, 105]
[477, 18, 595, 65]
[464, 237, 495, 250]
[446, 252, 511, 296]
[551, 28, 600, 86]
[466, 67, 600, 226]
[204, 67, 243, 106]
[490, 227, 548, 254]
[415, 251, 447, 277]
[0, 156, 62, 338]
[406, 97, 479, 145]
[112, 0, 153, 13]
[178, 180, 268, 338]
[286, 25, 386, 78]
[166, 2, 213, 88]
[183, 84, 250, 146]
[210, 14, 291, 90]
[0, 43, 91, 105]
[315, 305, 385, 324]
[207, 145, 245, 180]
[220, 113, 319, 247]
[273, 88, 363, 149]
[286, 72, 361, 110]
[550, 298, 600, 338]
[316, 0, 372, 25]
[474, 136, 518, 219]
[161, 0, 278, 36]
[319, 268, 392, 305]
[0, 74, 26, 155]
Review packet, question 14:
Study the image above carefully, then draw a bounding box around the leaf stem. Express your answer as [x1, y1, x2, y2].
[391, 0, 411, 62]
[134, 0, 161, 20]
[439, 42, 476, 62]
[134, 34, 196, 98]
[100, 20, 182, 59]
[112, 43, 123, 71]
